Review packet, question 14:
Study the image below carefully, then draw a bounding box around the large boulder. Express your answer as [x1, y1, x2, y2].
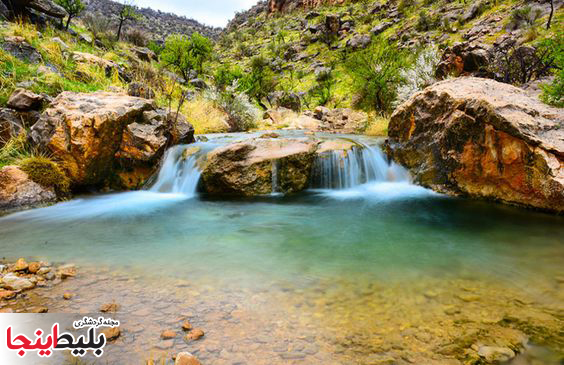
[1, 0, 66, 19]
[387, 77, 564, 213]
[201, 138, 318, 196]
[0, 166, 57, 212]
[29, 91, 194, 190]
[30, 92, 154, 188]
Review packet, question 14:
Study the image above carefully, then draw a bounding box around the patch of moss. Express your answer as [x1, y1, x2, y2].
[18, 156, 71, 197]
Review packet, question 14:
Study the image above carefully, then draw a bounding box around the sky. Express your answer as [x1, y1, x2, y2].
[133, 0, 259, 28]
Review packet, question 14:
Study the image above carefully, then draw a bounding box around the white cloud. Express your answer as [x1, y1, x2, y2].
[132, 0, 258, 27]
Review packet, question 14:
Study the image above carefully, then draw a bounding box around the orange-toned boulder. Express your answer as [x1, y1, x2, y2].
[29, 92, 194, 190]
[387, 77, 564, 213]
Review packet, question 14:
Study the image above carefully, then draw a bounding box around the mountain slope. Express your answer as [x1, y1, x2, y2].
[83, 0, 222, 40]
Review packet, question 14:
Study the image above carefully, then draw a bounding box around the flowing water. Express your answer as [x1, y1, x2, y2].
[0, 132, 563, 365]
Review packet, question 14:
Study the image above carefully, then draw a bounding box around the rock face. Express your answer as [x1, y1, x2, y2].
[202, 138, 318, 196]
[1, 0, 66, 19]
[30, 92, 194, 189]
[0, 166, 57, 212]
[387, 77, 564, 213]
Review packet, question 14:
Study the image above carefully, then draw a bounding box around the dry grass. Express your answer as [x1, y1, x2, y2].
[363, 115, 390, 136]
[182, 97, 230, 134]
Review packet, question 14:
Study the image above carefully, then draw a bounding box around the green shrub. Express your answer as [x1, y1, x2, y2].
[214, 64, 243, 91]
[416, 11, 440, 31]
[540, 35, 563, 107]
[147, 40, 164, 56]
[345, 38, 409, 114]
[309, 67, 337, 107]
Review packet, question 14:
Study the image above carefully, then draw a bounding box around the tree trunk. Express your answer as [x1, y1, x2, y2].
[65, 15, 71, 30]
[547, 0, 554, 30]
[117, 19, 124, 41]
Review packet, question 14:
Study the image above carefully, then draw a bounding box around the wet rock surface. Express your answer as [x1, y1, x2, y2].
[388, 77, 564, 213]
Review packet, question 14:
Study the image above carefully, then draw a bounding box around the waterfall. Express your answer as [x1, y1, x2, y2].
[149, 144, 205, 197]
[310, 144, 409, 190]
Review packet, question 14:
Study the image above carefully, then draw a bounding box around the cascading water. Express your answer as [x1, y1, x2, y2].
[149, 144, 206, 197]
[310, 144, 409, 190]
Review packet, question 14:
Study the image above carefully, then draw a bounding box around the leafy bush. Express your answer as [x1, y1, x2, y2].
[214, 64, 243, 91]
[490, 43, 556, 85]
[82, 12, 113, 45]
[507, 5, 543, 31]
[239, 56, 278, 109]
[416, 11, 440, 31]
[161, 33, 213, 80]
[540, 35, 563, 107]
[147, 41, 164, 56]
[345, 38, 409, 114]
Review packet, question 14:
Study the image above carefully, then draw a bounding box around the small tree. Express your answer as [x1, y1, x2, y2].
[161, 33, 213, 81]
[55, 0, 85, 30]
[116, 1, 140, 42]
[239, 56, 278, 109]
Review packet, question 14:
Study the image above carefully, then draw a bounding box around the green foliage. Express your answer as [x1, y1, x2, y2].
[55, 0, 85, 30]
[214, 64, 243, 91]
[19, 156, 70, 196]
[147, 40, 164, 56]
[309, 67, 337, 107]
[161, 33, 213, 80]
[239, 56, 278, 108]
[540, 35, 564, 107]
[345, 38, 409, 114]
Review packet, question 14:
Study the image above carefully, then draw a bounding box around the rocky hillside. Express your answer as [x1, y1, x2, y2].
[83, 0, 222, 40]
[220, 0, 562, 115]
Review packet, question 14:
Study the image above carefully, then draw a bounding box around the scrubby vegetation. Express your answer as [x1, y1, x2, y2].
[0, 0, 562, 142]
